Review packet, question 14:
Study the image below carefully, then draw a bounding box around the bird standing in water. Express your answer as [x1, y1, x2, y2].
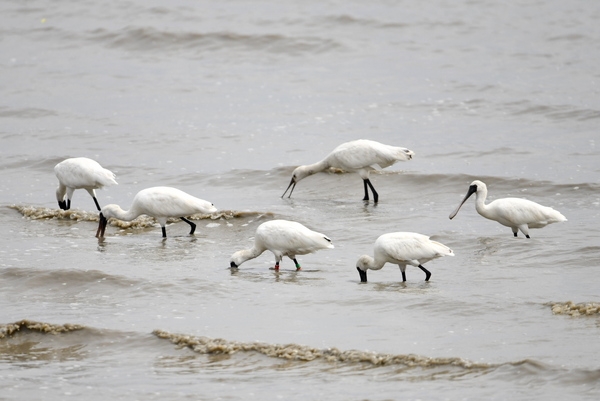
[449, 180, 567, 238]
[96, 186, 217, 238]
[230, 220, 334, 270]
[282, 139, 414, 203]
[356, 232, 454, 283]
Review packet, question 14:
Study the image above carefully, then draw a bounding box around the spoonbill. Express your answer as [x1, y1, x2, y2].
[96, 186, 217, 238]
[449, 180, 567, 238]
[55, 157, 117, 211]
[229, 219, 334, 270]
[356, 232, 454, 283]
[282, 139, 414, 203]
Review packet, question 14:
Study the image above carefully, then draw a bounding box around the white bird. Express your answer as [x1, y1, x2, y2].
[230, 220, 334, 270]
[356, 232, 454, 283]
[96, 186, 217, 238]
[449, 180, 567, 238]
[55, 157, 117, 211]
[282, 139, 414, 203]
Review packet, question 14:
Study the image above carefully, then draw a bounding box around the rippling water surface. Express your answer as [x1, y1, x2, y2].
[1, 0, 599, 400]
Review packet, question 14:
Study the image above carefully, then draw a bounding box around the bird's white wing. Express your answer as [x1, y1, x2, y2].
[55, 158, 116, 188]
[136, 187, 214, 217]
[328, 140, 410, 170]
[492, 198, 561, 225]
[380, 233, 450, 262]
[260, 222, 333, 255]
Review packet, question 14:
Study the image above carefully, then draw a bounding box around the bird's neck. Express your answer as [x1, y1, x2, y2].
[104, 205, 139, 222]
[306, 160, 330, 174]
[237, 247, 265, 264]
[362, 255, 386, 271]
[474, 189, 491, 217]
[56, 184, 66, 201]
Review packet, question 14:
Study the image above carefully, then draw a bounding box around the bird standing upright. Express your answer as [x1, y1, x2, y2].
[282, 139, 414, 203]
[356, 232, 454, 283]
[96, 186, 217, 238]
[449, 180, 567, 238]
[55, 157, 117, 211]
[230, 220, 334, 270]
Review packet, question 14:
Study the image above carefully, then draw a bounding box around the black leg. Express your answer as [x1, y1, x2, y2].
[58, 200, 67, 210]
[161, 226, 167, 238]
[526, 235, 530, 239]
[181, 217, 196, 234]
[293, 258, 301, 270]
[93, 197, 101, 211]
[365, 179, 379, 203]
[419, 265, 431, 281]
[514, 232, 518, 237]
[401, 271, 407, 282]
[66, 199, 71, 210]
[363, 180, 369, 201]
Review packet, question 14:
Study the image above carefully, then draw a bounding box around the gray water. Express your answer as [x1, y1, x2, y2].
[1, 0, 599, 400]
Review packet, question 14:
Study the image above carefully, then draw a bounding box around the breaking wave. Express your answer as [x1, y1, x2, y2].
[4, 319, 599, 389]
[152, 329, 489, 369]
[0, 320, 85, 339]
[550, 301, 600, 317]
[1, 320, 487, 370]
[9, 205, 273, 229]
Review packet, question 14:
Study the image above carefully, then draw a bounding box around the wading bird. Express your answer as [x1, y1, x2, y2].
[356, 232, 454, 283]
[449, 180, 567, 238]
[55, 157, 117, 211]
[96, 186, 217, 238]
[230, 220, 334, 270]
[282, 139, 414, 203]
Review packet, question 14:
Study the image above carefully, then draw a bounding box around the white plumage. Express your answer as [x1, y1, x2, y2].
[55, 157, 117, 211]
[356, 232, 454, 282]
[96, 186, 217, 238]
[230, 220, 334, 270]
[282, 139, 414, 203]
[449, 180, 567, 238]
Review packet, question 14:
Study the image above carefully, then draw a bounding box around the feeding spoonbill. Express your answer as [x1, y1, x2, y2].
[229, 219, 334, 270]
[96, 186, 217, 238]
[449, 180, 567, 238]
[356, 232, 454, 283]
[282, 139, 414, 203]
[55, 157, 117, 211]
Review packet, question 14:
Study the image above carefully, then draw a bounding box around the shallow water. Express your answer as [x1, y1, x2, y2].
[1, 0, 600, 400]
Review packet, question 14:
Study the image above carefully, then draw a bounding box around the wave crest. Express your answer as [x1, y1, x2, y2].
[153, 329, 486, 369]
[551, 301, 600, 317]
[9, 205, 273, 229]
[0, 320, 85, 339]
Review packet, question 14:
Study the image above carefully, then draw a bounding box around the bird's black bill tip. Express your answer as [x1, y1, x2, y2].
[230, 261, 238, 269]
[357, 267, 367, 283]
[96, 213, 107, 238]
[449, 184, 477, 219]
[281, 178, 296, 198]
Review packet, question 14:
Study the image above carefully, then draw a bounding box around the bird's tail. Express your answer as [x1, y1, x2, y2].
[431, 241, 454, 257]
